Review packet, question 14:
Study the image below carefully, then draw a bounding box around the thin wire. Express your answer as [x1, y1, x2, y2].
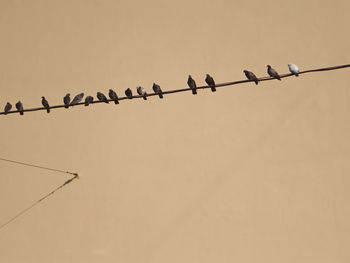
[0, 157, 78, 176]
[1, 63, 349, 116]
[0, 174, 79, 231]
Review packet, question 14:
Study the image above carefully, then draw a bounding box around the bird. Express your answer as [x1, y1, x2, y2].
[97, 92, 109, 103]
[187, 75, 197, 95]
[205, 74, 216, 92]
[4, 102, 12, 115]
[70, 93, 84, 105]
[288, 63, 299, 77]
[152, 83, 163, 99]
[125, 88, 133, 99]
[41, 96, 50, 113]
[108, 89, 119, 104]
[137, 86, 147, 100]
[63, 93, 71, 108]
[84, 96, 94, 106]
[267, 65, 281, 80]
[243, 70, 259, 85]
[15, 101, 24, 115]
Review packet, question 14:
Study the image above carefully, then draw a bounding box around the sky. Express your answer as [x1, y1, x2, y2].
[0, 0, 350, 262]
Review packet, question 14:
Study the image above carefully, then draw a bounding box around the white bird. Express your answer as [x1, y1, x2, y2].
[288, 63, 299, 77]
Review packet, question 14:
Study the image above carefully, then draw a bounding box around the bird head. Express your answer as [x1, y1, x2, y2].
[243, 70, 248, 74]
[267, 65, 271, 69]
[41, 96, 45, 99]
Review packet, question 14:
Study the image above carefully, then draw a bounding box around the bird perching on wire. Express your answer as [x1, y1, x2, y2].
[243, 70, 259, 85]
[137, 86, 147, 100]
[41, 96, 50, 113]
[152, 83, 163, 99]
[187, 75, 197, 95]
[205, 74, 216, 92]
[267, 65, 281, 80]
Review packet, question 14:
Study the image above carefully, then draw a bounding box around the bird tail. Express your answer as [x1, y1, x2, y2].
[211, 87, 216, 92]
[65, 105, 69, 109]
[255, 80, 258, 85]
[114, 100, 119, 104]
[47, 108, 50, 113]
[159, 93, 163, 99]
[20, 111, 24, 115]
[192, 88, 197, 95]
[295, 73, 299, 77]
[84, 103, 89, 106]
[143, 95, 147, 100]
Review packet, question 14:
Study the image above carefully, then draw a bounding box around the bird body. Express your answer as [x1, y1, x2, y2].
[152, 83, 163, 99]
[97, 92, 109, 103]
[137, 86, 147, 100]
[288, 63, 299, 77]
[109, 89, 119, 104]
[267, 65, 281, 80]
[41, 96, 50, 113]
[187, 75, 197, 95]
[125, 88, 133, 99]
[4, 102, 12, 114]
[70, 93, 84, 105]
[205, 74, 216, 92]
[15, 101, 24, 115]
[63, 93, 71, 108]
[84, 96, 94, 106]
[243, 70, 259, 85]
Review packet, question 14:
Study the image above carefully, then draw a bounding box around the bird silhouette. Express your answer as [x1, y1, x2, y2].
[97, 92, 109, 103]
[84, 96, 94, 106]
[4, 102, 12, 115]
[41, 96, 50, 113]
[288, 63, 299, 77]
[137, 86, 147, 100]
[109, 89, 119, 104]
[187, 75, 197, 95]
[63, 93, 71, 108]
[152, 83, 163, 99]
[243, 70, 259, 85]
[205, 74, 216, 92]
[267, 65, 281, 80]
[125, 88, 133, 99]
[70, 93, 84, 105]
[15, 101, 24, 115]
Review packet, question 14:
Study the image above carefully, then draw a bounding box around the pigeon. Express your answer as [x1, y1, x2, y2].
[125, 88, 133, 99]
[63, 93, 71, 108]
[288, 63, 299, 77]
[187, 75, 197, 95]
[137, 86, 147, 100]
[41, 96, 50, 113]
[84, 96, 94, 106]
[152, 83, 163, 99]
[97, 92, 109, 103]
[4, 102, 12, 114]
[205, 74, 216, 92]
[267, 65, 281, 80]
[243, 70, 259, 85]
[70, 93, 84, 105]
[108, 89, 119, 104]
[15, 101, 24, 115]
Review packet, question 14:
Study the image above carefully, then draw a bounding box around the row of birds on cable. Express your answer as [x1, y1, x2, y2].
[3, 64, 299, 115]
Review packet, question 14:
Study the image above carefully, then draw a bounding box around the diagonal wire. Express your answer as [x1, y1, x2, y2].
[1, 63, 349, 116]
[0, 157, 78, 176]
[0, 174, 79, 231]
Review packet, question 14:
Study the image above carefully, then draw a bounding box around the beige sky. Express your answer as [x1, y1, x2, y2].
[0, 0, 350, 262]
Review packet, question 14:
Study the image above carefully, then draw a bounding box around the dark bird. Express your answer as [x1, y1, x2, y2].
[243, 70, 259, 85]
[63, 93, 71, 108]
[41, 96, 50, 113]
[4, 102, 12, 115]
[70, 93, 84, 105]
[84, 96, 94, 106]
[152, 83, 163, 99]
[97, 92, 109, 103]
[137, 86, 147, 100]
[205, 74, 216, 92]
[267, 65, 281, 80]
[109, 89, 119, 104]
[187, 75, 197, 95]
[125, 88, 133, 99]
[15, 101, 24, 115]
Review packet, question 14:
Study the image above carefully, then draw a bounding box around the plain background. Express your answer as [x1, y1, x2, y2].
[1, 0, 350, 262]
